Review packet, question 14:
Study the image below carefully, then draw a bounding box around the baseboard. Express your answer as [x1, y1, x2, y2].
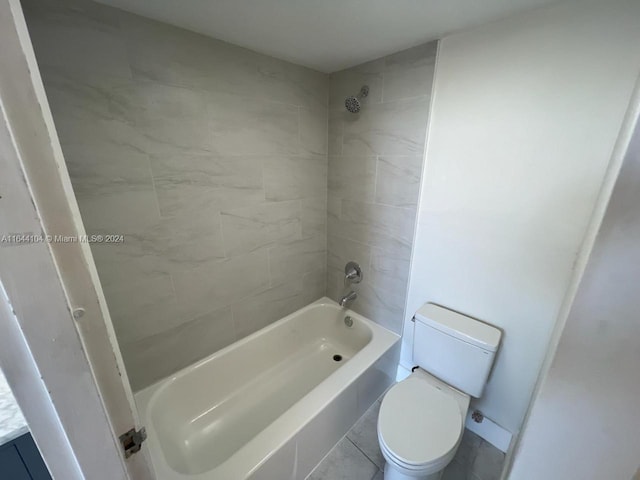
[465, 411, 512, 453]
[395, 364, 411, 381]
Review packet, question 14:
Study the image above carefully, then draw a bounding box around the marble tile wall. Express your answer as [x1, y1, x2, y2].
[22, 0, 329, 389]
[326, 43, 436, 333]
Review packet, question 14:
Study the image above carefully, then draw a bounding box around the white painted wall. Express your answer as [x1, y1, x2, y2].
[509, 92, 640, 480]
[402, 0, 640, 435]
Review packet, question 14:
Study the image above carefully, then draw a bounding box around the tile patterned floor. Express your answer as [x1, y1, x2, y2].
[307, 398, 505, 480]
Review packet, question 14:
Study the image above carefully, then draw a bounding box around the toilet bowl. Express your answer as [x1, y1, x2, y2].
[377, 370, 470, 480]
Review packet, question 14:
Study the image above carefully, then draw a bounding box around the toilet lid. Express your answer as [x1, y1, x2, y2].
[378, 376, 462, 466]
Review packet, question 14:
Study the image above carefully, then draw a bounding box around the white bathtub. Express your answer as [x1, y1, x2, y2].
[135, 297, 400, 480]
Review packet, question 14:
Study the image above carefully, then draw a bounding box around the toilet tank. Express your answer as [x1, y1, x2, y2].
[413, 304, 501, 397]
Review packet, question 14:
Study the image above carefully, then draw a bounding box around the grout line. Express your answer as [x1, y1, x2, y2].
[218, 211, 228, 258]
[229, 303, 240, 342]
[345, 437, 381, 473]
[146, 154, 163, 220]
[297, 105, 302, 154]
[266, 245, 273, 288]
[373, 154, 379, 203]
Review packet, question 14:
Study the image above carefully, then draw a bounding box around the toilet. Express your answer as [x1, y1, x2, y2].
[377, 304, 502, 480]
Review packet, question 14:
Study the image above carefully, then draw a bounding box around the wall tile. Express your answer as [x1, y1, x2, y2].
[108, 81, 209, 124]
[62, 144, 159, 234]
[327, 41, 435, 335]
[326, 235, 372, 305]
[119, 10, 224, 89]
[326, 268, 345, 304]
[300, 106, 328, 155]
[102, 274, 180, 343]
[172, 250, 270, 320]
[139, 116, 214, 155]
[328, 109, 344, 156]
[26, 0, 335, 390]
[62, 145, 153, 199]
[151, 214, 226, 270]
[330, 267, 407, 333]
[333, 200, 415, 257]
[121, 306, 236, 389]
[342, 97, 430, 156]
[383, 42, 438, 71]
[124, 16, 329, 110]
[327, 195, 342, 224]
[90, 239, 164, 290]
[232, 280, 306, 339]
[327, 235, 372, 273]
[210, 53, 328, 110]
[151, 154, 264, 216]
[39, 66, 124, 123]
[370, 247, 411, 281]
[303, 268, 327, 303]
[88, 208, 226, 291]
[329, 68, 383, 108]
[375, 156, 423, 207]
[75, 187, 159, 233]
[383, 65, 434, 102]
[328, 155, 377, 203]
[220, 201, 302, 257]
[22, 0, 131, 81]
[53, 104, 147, 158]
[301, 196, 327, 239]
[209, 92, 300, 156]
[264, 154, 327, 202]
[269, 235, 326, 287]
[368, 263, 409, 307]
[232, 268, 326, 341]
[356, 280, 406, 333]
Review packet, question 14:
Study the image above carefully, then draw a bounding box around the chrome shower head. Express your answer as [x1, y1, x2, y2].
[345, 85, 369, 113]
[345, 96, 361, 113]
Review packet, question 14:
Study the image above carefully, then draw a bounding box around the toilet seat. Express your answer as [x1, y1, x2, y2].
[377, 374, 464, 471]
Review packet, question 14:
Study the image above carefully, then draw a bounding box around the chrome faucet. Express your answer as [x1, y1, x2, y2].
[339, 291, 357, 308]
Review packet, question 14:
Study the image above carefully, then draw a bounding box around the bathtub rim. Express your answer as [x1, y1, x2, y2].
[135, 296, 399, 480]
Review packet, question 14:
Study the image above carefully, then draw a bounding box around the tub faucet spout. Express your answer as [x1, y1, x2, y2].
[339, 291, 357, 308]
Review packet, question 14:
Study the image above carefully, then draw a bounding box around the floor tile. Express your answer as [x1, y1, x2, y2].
[471, 441, 506, 480]
[307, 438, 379, 480]
[371, 469, 384, 480]
[347, 400, 385, 469]
[455, 429, 483, 467]
[442, 459, 481, 480]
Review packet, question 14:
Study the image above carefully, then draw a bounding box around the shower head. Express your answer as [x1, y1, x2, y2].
[344, 96, 361, 114]
[345, 85, 369, 113]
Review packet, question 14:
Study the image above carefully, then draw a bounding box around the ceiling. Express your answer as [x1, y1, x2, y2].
[95, 0, 560, 72]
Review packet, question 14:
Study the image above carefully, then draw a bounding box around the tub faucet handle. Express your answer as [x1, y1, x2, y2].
[344, 261, 362, 285]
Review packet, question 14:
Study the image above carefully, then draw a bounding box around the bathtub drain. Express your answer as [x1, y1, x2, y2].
[333, 354, 343, 362]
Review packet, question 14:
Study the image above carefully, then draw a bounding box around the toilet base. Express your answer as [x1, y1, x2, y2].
[383, 462, 444, 480]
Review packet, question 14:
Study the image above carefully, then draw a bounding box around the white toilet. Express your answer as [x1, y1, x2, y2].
[377, 304, 502, 480]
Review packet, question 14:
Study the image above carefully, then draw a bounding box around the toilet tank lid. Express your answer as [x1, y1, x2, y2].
[414, 304, 502, 352]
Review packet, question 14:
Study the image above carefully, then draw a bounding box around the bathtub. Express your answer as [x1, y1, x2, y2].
[135, 297, 400, 480]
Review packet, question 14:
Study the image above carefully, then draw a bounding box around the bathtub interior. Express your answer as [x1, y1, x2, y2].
[148, 303, 374, 475]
